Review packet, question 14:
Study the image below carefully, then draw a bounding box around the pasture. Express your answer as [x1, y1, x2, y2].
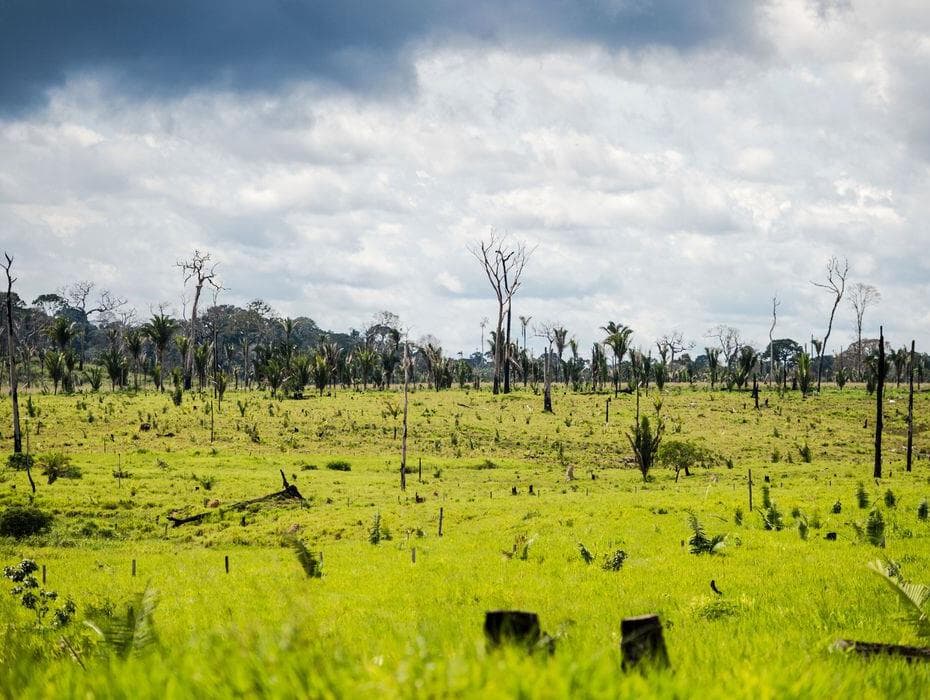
[2, 384, 930, 698]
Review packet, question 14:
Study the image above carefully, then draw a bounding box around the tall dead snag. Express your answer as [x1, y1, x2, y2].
[768, 295, 780, 384]
[178, 250, 221, 390]
[2, 253, 22, 453]
[535, 322, 557, 413]
[65, 281, 126, 370]
[849, 283, 880, 381]
[812, 256, 848, 393]
[469, 233, 531, 394]
[400, 336, 411, 491]
[874, 326, 885, 479]
[907, 339, 915, 473]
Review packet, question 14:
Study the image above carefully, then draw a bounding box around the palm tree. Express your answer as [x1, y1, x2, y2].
[100, 347, 127, 391]
[193, 343, 211, 391]
[734, 346, 758, 390]
[705, 347, 721, 389]
[144, 313, 177, 391]
[44, 351, 65, 394]
[124, 329, 145, 389]
[353, 346, 379, 390]
[553, 327, 568, 384]
[310, 353, 331, 396]
[602, 322, 633, 396]
[47, 316, 76, 351]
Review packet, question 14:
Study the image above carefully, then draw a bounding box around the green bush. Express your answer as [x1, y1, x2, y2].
[6, 453, 34, 471]
[326, 460, 351, 472]
[0, 506, 54, 539]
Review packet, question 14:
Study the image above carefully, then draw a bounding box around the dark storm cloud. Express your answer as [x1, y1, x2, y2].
[0, 0, 761, 114]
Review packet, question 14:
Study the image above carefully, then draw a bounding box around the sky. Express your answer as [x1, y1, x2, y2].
[1, 0, 928, 357]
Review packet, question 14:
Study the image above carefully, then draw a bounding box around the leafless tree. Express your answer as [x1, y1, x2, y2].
[66, 280, 126, 369]
[534, 322, 559, 412]
[705, 325, 742, 375]
[2, 253, 22, 454]
[656, 330, 693, 379]
[469, 232, 531, 394]
[848, 282, 880, 381]
[812, 256, 849, 392]
[768, 295, 780, 384]
[178, 250, 222, 390]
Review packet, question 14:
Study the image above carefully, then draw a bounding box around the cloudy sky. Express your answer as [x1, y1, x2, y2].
[1, 0, 928, 356]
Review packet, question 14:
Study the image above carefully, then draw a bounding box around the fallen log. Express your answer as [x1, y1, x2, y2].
[833, 639, 930, 662]
[166, 470, 304, 528]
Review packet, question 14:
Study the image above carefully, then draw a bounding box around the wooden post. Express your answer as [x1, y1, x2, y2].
[225, 555, 229, 574]
[907, 340, 915, 473]
[411, 547, 416, 563]
[438, 507, 444, 537]
[42, 564, 46, 584]
[131, 559, 136, 577]
[748, 469, 753, 512]
[874, 326, 885, 479]
[210, 401, 215, 443]
[418, 457, 422, 483]
[620, 614, 670, 670]
[605, 398, 610, 424]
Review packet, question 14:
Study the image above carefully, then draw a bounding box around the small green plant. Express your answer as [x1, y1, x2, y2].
[3, 559, 75, 627]
[368, 513, 391, 544]
[85, 585, 159, 658]
[171, 385, 183, 407]
[797, 442, 812, 463]
[503, 533, 536, 561]
[687, 512, 726, 554]
[771, 447, 781, 463]
[918, 499, 929, 521]
[832, 500, 842, 514]
[192, 474, 216, 491]
[326, 460, 351, 472]
[866, 509, 885, 547]
[734, 507, 743, 526]
[577, 542, 594, 564]
[6, 453, 34, 471]
[626, 410, 664, 482]
[38, 452, 81, 484]
[856, 482, 870, 509]
[601, 549, 627, 571]
[884, 489, 896, 508]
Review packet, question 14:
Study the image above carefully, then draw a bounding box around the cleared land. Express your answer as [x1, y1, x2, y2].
[2, 384, 930, 698]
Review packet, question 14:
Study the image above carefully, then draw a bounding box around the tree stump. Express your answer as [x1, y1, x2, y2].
[484, 610, 541, 650]
[621, 614, 670, 670]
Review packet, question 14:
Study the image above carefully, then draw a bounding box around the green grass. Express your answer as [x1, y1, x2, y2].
[1, 384, 930, 697]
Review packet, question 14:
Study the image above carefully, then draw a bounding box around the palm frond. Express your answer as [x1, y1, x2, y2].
[84, 585, 159, 658]
[868, 560, 930, 637]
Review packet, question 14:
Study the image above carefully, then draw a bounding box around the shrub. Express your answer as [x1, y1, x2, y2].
[6, 453, 34, 471]
[0, 506, 53, 538]
[857, 482, 870, 509]
[602, 549, 627, 571]
[688, 512, 726, 554]
[918, 499, 928, 521]
[326, 460, 351, 472]
[866, 509, 886, 547]
[658, 440, 721, 479]
[884, 489, 897, 508]
[832, 500, 842, 514]
[38, 453, 81, 484]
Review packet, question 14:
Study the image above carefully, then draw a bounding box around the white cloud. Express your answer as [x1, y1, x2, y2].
[1, 1, 929, 356]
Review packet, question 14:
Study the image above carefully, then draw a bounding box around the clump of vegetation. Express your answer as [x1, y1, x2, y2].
[6, 453, 34, 471]
[3, 559, 76, 627]
[38, 452, 82, 484]
[687, 512, 725, 554]
[866, 509, 885, 547]
[601, 549, 627, 571]
[832, 500, 842, 514]
[797, 442, 812, 463]
[658, 439, 721, 480]
[856, 482, 870, 509]
[884, 489, 896, 508]
[326, 460, 351, 471]
[626, 403, 664, 481]
[0, 506, 53, 539]
[760, 487, 784, 530]
[577, 542, 594, 564]
[368, 513, 391, 544]
[918, 499, 929, 521]
[502, 533, 536, 560]
[192, 474, 216, 491]
[734, 507, 743, 526]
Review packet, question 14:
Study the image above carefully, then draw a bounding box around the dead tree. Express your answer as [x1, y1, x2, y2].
[469, 233, 531, 394]
[812, 256, 849, 392]
[400, 335, 411, 491]
[177, 250, 222, 390]
[849, 282, 880, 381]
[874, 326, 885, 479]
[535, 322, 557, 413]
[65, 281, 126, 370]
[166, 470, 303, 527]
[2, 253, 22, 453]
[768, 295, 780, 384]
[907, 339, 915, 473]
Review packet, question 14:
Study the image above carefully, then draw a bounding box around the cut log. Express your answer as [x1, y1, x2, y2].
[833, 639, 930, 662]
[621, 614, 670, 670]
[166, 470, 304, 527]
[484, 610, 540, 649]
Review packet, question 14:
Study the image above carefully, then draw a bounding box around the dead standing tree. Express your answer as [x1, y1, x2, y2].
[849, 282, 880, 381]
[65, 281, 126, 370]
[535, 322, 558, 412]
[768, 295, 780, 384]
[178, 250, 222, 390]
[812, 256, 849, 393]
[2, 253, 22, 454]
[469, 233, 531, 395]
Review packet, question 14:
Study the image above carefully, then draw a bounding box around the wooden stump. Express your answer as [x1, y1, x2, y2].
[621, 614, 670, 670]
[484, 610, 541, 650]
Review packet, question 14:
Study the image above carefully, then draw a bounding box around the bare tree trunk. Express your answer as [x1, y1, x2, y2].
[907, 339, 915, 473]
[769, 295, 779, 384]
[874, 326, 884, 479]
[401, 341, 409, 491]
[543, 344, 553, 413]
[184, 281, 203, 390]
[3, 254, 22, 453]
[503, 299, 512, 393]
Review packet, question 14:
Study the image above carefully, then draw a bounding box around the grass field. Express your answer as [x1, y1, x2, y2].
[2, 383, 930, 698]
